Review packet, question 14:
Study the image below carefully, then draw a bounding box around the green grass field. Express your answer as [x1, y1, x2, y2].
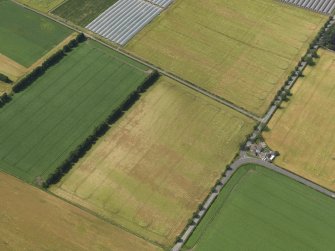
[53, 0, 117, 26]
[16, 0, 65, 12]
[184, 164, 335, 251]
[0, 0, 71, 67]
[0, 39, 151, 184]
[51, 76, 255, 248]
[264, 49, 335, 191]
[126, 0, 327, 116]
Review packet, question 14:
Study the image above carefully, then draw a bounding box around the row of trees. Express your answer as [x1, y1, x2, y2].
[13, 33, 86, 93]
[176, 15, 335, 248]
[309, 16, 334, 49]
[244, 17, 334, 156]
[42, 71, 159, 188]
[268, 18, 332, 110]
[321, 25, 335, 50]
[176, 167, 228, 244]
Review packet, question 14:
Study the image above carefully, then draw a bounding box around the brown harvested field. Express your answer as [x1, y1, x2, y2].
[264, 49, 335, 191]
[0, 33, 77, 95]
[0, 54, 27, 80]
[51, 76, 255, 248]
[126, 0, 327, 116]
[0, 171, 161, 251]
[0, 54, 27, 94]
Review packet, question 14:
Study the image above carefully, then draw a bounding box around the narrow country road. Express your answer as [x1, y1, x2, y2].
[171, 157, 335, 251]
[10, 3, 335, 251]
[231, 158, 335, 197]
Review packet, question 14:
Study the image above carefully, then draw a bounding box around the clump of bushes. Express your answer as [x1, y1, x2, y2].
[0, 93, 11, 108]
[0, 73, 11, 83]
[321, 25, 335, 50]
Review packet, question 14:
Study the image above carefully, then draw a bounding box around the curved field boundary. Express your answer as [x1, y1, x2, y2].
[172, 157, 335, 251]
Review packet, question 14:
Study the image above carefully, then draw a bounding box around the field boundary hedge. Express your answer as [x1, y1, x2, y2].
[42, 71, 159, 188]
[174, 17, 335, 248]
[0, 33, 86, 108]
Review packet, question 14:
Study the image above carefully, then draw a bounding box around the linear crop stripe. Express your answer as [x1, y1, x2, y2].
[86, 0, 173, 45]
[280, 0, 335, 14]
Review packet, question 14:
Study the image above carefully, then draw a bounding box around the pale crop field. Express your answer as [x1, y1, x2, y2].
[0, 171, 161, 251]
[264, 49, 335, 191]
[51, 77, 255, 248]
[126, 0, 327, 116]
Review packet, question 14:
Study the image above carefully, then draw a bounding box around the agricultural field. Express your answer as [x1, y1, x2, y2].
[0, 32, 78, 95]
[0, 54, 27, 81]
[53, 0, 118, 26]
[281, 0, 335, 14]
[16, 0, 65, 12]
[184, 164, 335, 251]
[0, 54, 27, 94]
[0, 39, 151, 184]
[0, 0, 71, 67]
[263, 49, 335, 191]
[86, 0, 172, 45]
[0, 171, 161, 251]
[50, 76, 255, 248]
[126, 0, 327, 116]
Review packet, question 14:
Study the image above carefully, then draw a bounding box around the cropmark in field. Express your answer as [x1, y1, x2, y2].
[264, 49, 335, 191]
[184, 164, 335, 251]
[0, 171, 161, 251]
[126, 0, 327, 116]
[51, 76, 255, 248]
[0, 39, 152, 184]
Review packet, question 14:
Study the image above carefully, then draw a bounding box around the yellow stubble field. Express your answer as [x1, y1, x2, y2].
[51, 76, 255, 248]
[0, 171, 161, 251]
[126, 0, 327, 116]
[264, 49, 335, 191]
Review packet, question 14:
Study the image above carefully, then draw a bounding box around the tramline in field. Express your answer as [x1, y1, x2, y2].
[50, 77, 255, 248]
[184, 164, 335, 250]
[126, 0, 327, 116]
[0, 40, 153, 184]
[0, 172, 160, 251]
[86, 0, 173, 45]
